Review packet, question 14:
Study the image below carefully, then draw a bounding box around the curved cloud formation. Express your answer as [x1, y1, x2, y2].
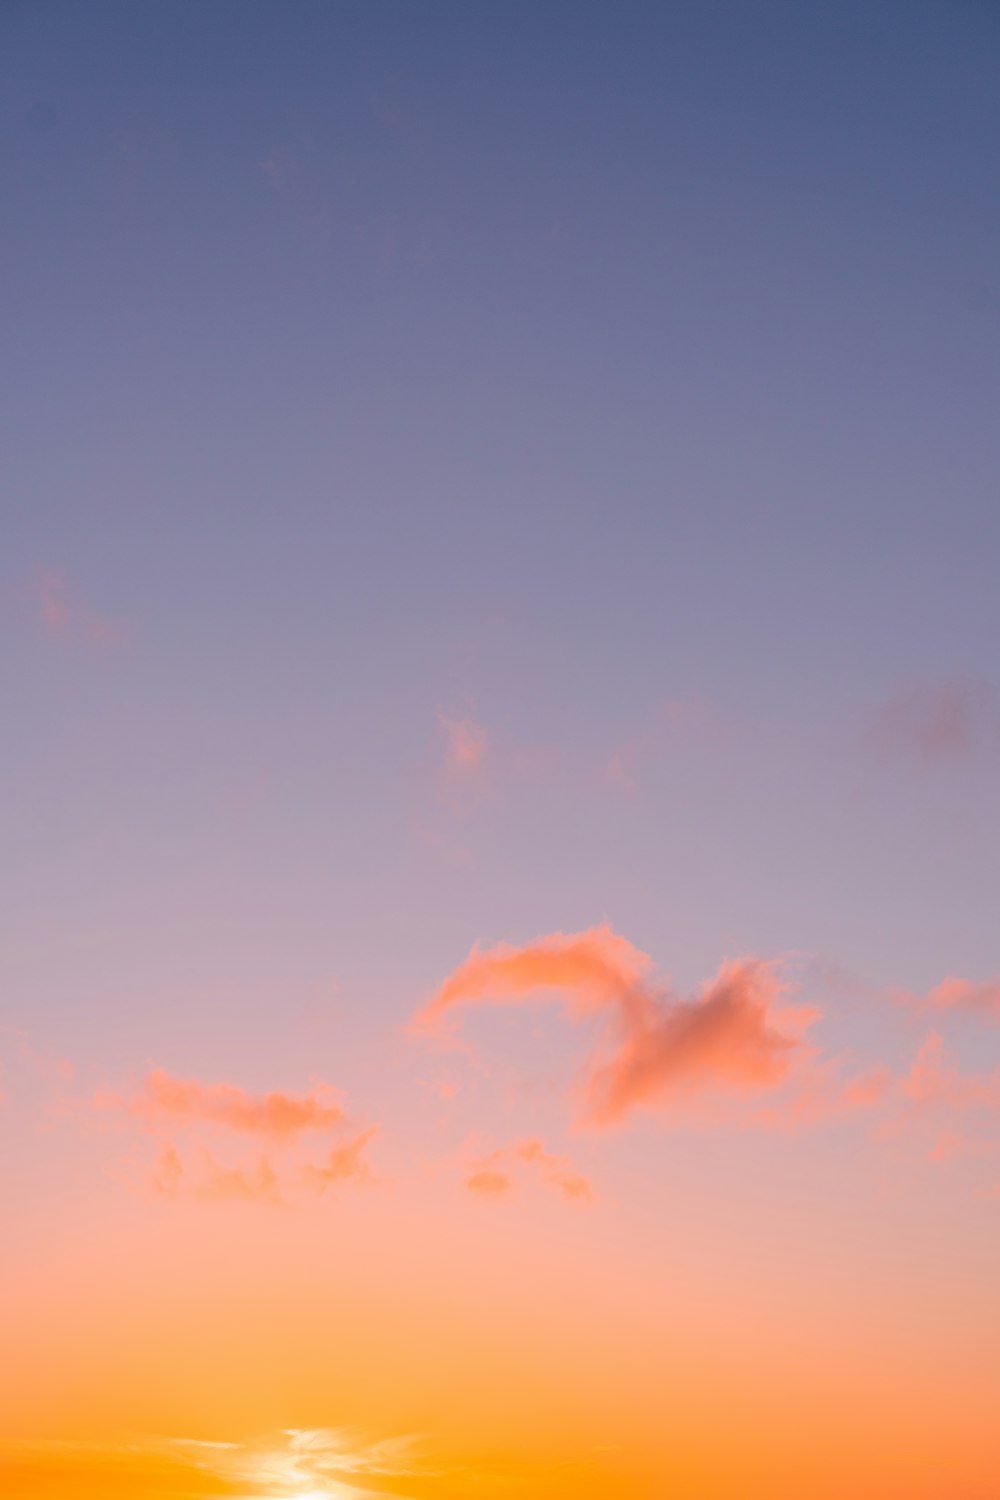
[414, 926, 813, 1125]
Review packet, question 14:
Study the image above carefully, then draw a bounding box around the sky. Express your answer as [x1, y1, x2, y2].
[2, 1, 1000, 1496]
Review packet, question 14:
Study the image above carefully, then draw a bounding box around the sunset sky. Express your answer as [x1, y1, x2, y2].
[3, 3, 1000, 1497]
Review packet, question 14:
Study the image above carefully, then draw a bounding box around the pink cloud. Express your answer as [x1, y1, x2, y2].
[466, 1167, 512, 1196]
[868, 679, 996, 764]
[96, 1067, 346, 1144]
[302, 1127, 378, 1192]
[148, 1129, 377, 1206]
[901, 1033, 1000, 1111]
[751, 1058, 892, 1130]
[32, 568, 119, 647]
[96, 1067, 380, 1206]
[415, 927, 814, 1127]
[870, 1033, 1000, 1171]
[150, 1142, 283, 1205]
[513, 1138, 593, 1201]
[438, 711, 489, 777]
[465, 1137, 593, 1202]
[923, 976, 1000, 1020]
[193, 1150, 283, 1205]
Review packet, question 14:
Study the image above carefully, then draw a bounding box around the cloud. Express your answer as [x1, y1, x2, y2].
[414, 926, 813, 1126]
[751, 1058, 892, 1130]
[921, 976, 1000, 1020]
[466, 1167, 512, 1196]
[302, 1127, 378, 1192]
[438, 710, 489, 777]
[868, 678, 997, 764]
[32, 568, 119, 647]
[901, 1033, 1000, 1111]
[150, 1141, 282, 1205]
[97, 1067, 345, 1144]
[465, 1138, 593, 1202]
[513, 1138, 594, 1200]
[872, 1033, 1000, 1169]
[95, 1068, 377, 1206]
[195, 1150, 283, 1205]
[149, 1131, 379, 1207]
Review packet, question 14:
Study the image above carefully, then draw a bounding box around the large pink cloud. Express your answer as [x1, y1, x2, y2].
[414, 926, 814, 1126]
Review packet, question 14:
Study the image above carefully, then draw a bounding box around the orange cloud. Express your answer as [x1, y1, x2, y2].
[466, 1167, 512, 1195]
[150, 1142, 283, 1204]
[514, 1138, 594, 1201]
[98, 1067, 345, 1144]
[302, 1127, 378, 1192]
[415, 926, 813, 1126]
[873, 1034, 1000, 1172]
[150, 1131, 378, 1206]
[751, 1059, 892, 1130]
[96, 1068, 378, 1206]
[195, 1150, 283, 1205]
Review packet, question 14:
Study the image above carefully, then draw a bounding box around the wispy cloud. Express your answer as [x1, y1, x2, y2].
[465, 1137, 593, 1202]
[413, 926, 815, 1126]
[872, 1032, 1000, 1170]
[867, 678, 997, 765]
[751, 1057, 892, 1130]
[901, 975, 1000, 1021]
[302, 1127, 379, 1192]
[31, 567, 120, 647]
[151, 1143, 284, 1205]
[466, 1165, 513, 1196]
[96, 1068, 376, 1206]
[900, 1032, 1000, 1111]
[438, 710, 489, 778]
[96, 1068, 345, 1144]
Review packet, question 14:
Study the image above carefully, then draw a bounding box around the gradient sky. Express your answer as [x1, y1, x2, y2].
[3, 3, 1000, 1497]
